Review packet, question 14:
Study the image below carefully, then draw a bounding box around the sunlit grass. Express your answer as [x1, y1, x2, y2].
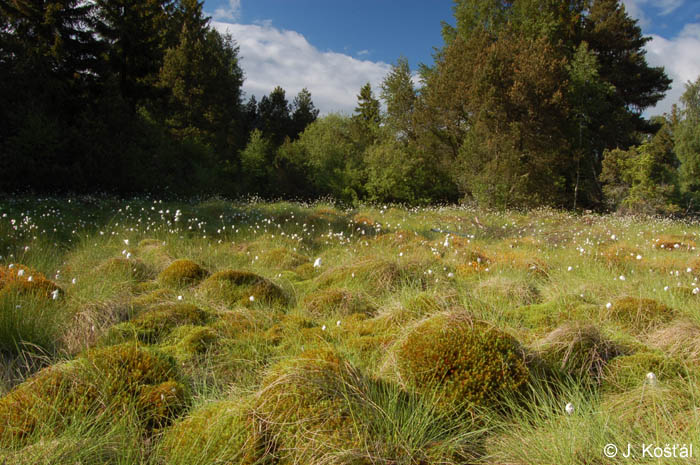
[0, 196, 699, 463]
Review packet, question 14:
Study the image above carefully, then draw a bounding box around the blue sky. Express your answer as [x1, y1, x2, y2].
[205, 0, 700, 116]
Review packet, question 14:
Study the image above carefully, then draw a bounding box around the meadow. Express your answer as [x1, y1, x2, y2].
[1, 196, 700, 464]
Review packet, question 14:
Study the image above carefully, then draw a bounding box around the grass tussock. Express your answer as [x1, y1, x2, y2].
[1, 198, 700, 463]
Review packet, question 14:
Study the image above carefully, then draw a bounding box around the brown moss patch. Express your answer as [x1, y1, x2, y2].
[0, 265, 60, 299]
[599, 244, 642, 268]
[0, 344, 188, 446]
[653, 235, 696, 251]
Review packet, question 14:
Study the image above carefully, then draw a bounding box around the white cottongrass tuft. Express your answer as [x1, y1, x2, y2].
[313, 257, 322, 268]
[51, 289, 59, 300]
[565, 402, 574, 415]
[249, 295, 255, 302]
[646, 372, 657, 386]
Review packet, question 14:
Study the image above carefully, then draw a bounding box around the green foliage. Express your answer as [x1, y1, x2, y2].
[290, 87, 319, 139]
[297, 114, 367, 201]
[675, 76, 700, 206]
[396, 312, 529, 408]
[240, 129, 273, 193]
[381, 56, 416, 138]
[601, 118, 680, 214]
[417, 0, 670, 209]
[158, 259, 208, 288]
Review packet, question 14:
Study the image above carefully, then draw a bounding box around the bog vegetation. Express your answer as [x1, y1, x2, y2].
[2, 0, 700, 214]
[0, 197, 700, 463]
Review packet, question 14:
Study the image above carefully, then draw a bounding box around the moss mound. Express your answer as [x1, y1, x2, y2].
[156, 400, 247, 465]
[606, 297, 675, 333]
[507, 295, 593, 331]
[303, 288, 375, 318]
[161, 325, 218, 361]
[200, 270, 287, 307]
[395, 312, 529, 408]
[0, 344, 188, 446]
[246, 349, 356, 463]
[536, 322, 625, 383]
[316, 258, 424, 294]
[107, 303, 208, 344]
[259, 248, 309, 269]
[0, 264, 60, 299]
[603, 351, 686, 392]
[81, 343, 189, 426]
[158, 259, 208, 288]
[98, 258, 153, 281]
[0, 362, 92, 445]
[475, 276, 540, 306]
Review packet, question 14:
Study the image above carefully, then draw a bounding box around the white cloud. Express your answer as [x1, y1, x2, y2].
[213, 0, 241, 22]
[213, 21, 392, 115]
[621, 0, 684, 27]
[645, 23, 700, 115]
[357, 49, 370, 57]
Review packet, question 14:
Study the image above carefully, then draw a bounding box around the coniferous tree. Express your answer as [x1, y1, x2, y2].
[258, 86, 292, 146]
[353, 82, 381, 126]
[94, 0, 174, 108]
[380, 57, 416, 139]
[290, 88, 319, 140]
[415, 0, 670, 208]
[159, 0, 243, 148]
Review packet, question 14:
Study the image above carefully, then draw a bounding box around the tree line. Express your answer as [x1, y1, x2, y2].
[0, 0, 318, 196]
[2, 0, 700, 214]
